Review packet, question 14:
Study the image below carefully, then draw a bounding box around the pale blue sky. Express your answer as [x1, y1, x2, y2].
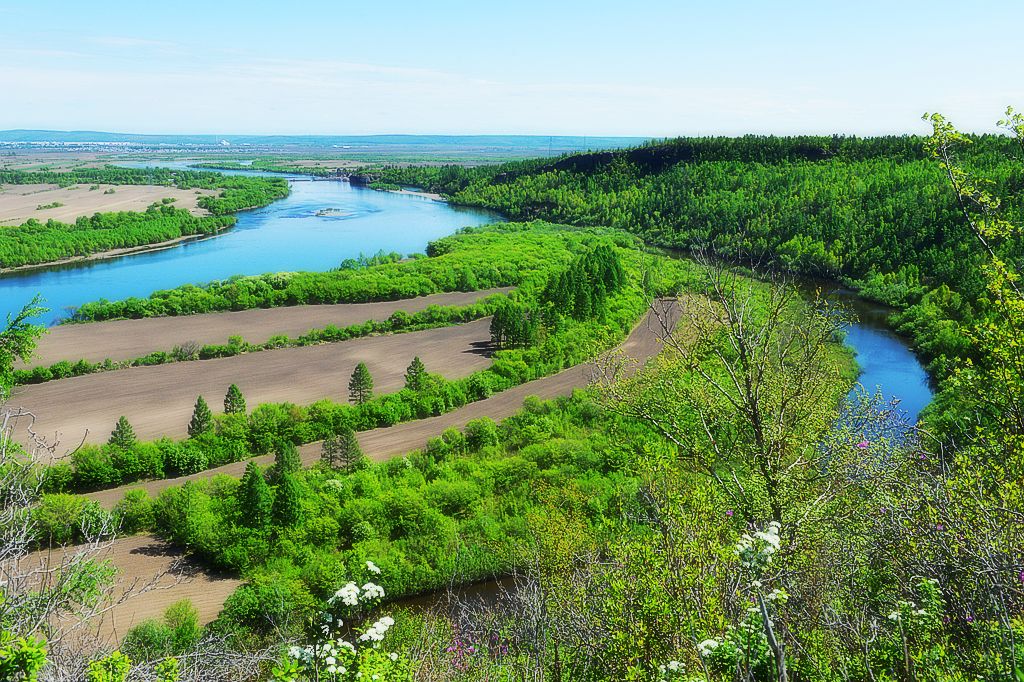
[0, 0, 1021, 136]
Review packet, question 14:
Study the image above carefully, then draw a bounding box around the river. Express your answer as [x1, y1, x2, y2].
[0, 174, 501, 326]
[0, 167, 932, 421]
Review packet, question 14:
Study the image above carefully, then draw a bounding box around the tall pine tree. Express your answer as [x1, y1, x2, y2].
[187, 395, 213, 437]
[223, 384, 246, 414]
[321, 427, 366, 473]
[348, 362, 374, 404]
[404, 356, 427, 391]
[238, 462, 272, 528]
[272, 473, 304, 528]
[270, 439, 302, 482]
[108, 416, 137, 449]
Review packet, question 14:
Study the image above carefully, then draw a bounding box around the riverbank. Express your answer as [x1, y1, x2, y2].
[382, 187, 445, 201]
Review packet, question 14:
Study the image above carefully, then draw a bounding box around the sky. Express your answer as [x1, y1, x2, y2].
[0, 0, 1022, 137]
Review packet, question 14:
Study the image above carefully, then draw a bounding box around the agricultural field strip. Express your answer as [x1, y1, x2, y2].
[26, 287, 512, 367]
[71, 301, 678, 640]
[87, 300, 679, 508]
[24, 534, 241, 641]
[12, 318, 496, 452]
[0, 183, 216, 226]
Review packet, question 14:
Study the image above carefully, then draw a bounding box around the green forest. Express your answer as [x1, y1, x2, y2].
[0, 167, 288, 268]
[375, 129, 1024, 450]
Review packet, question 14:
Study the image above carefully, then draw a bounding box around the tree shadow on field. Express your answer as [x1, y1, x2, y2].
[462, 340, 494, 358]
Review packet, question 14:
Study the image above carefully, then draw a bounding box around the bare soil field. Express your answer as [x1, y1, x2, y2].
[12, 318, 495, 453]
[0, 183, 216, 226]
[26, 534, 240, 643]
[86, 301, 679, 508]
[26, 287, 511, 367]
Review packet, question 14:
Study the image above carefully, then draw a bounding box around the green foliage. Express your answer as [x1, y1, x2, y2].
[271, 440, 302, 482]
[0, 296, 45, 398]
[121, 600, 200, 662]
[114, 489, 155, 533]
[108, 416, 137, 449]
[187, 395, 213, 437]
[348, 362, 374, 405]
[272, 474, 305, 528]
[321, 428, 366, 473]
[0, 631, 47, 681]
[404, 356, 426, 391]
[224, 383, 246, 414]
[238, 462, 273, 529]
[61, 221, 618, 321]
[86, 651, 131, 682]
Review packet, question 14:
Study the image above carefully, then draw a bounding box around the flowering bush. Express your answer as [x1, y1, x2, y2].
[698, 522, 783, 679]
[272, 561, 412, 681]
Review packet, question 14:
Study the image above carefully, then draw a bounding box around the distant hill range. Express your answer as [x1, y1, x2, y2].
[0, 130, 648, 158]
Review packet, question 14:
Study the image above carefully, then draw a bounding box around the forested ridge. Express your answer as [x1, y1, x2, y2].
[376, 134, 1022, 306]
[377, 133, 1024, 431]
[0, 167, 288, 268]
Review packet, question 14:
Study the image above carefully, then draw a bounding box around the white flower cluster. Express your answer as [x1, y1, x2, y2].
[697, 638, 720, 657]
[288, 638, 358, 676]
[362, 582, 385, 600]
[366, 560, 381, 575]
[329, 581, 386, 608]
[358, 616, 396, 643]
[888, 599, 927, 621]
[735, 521, 782, 569]
[657, 659, 685, 680]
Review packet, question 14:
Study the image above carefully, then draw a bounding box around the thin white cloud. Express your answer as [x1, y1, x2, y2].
[0, 49, 1019, 136]
[87, 36, 180, 49]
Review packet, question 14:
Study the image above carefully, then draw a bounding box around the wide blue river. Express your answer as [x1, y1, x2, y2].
[0, 174, 500, 326]
[0, 169, 932, 422]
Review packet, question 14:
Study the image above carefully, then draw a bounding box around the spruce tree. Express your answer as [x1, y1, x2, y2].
[108, 416, 137, 449]
[187, 395, 213, 437]
[348, 362, 374, 405]
[272, 473, 304, 528]
[271, 439, 302, 482]
[223, 384, 246, 415]
[404, 356, 427, 391]
[238, 462, 272, 528]
[321, 427, 366, 473]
